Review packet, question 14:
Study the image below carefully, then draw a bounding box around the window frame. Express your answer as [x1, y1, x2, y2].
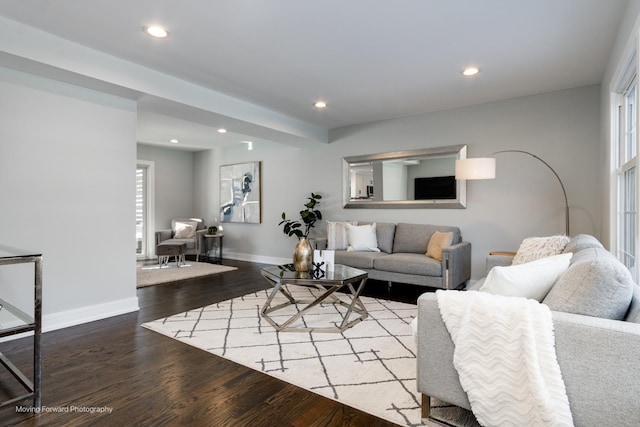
[612, 64, 639, 282]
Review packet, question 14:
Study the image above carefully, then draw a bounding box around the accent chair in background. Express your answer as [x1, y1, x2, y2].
[155, 218, 206, 261]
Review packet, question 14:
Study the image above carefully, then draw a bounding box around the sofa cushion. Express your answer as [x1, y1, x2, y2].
[327, 221, 357, 250]
[359, 222, 396, 253]
[562, 234, 604, 254]
[426, 231, 453, 261]
[479, 253, 572, 301]
[392, 223, 460, 254]
[334, 250, 387, 269]
[512, 235, 570, 265]
[374, 253, 442, 276]
[543, 248, 635, 320]
[345, 223, 380, 252]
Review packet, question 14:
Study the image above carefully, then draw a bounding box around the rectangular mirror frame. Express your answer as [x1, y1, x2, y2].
[342, 144, 467, 209]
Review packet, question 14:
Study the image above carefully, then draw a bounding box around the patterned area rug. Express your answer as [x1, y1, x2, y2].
[142, 287, 478, 426]
[137, 261, 237, 287]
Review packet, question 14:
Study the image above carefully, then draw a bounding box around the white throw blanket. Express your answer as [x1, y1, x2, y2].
[436, 290, 574, 427]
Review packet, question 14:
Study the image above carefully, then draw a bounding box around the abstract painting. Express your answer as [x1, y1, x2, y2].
[220, 161, 261, 223]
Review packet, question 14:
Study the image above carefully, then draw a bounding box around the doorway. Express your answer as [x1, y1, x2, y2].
[136, 160, 155, 259]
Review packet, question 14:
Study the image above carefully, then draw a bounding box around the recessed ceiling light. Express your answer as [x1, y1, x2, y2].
[314, 101, 327, 109]
[462, 67, 480, 76]
[170, 138, 179, 144]
[144, 25, 169, 38]
[218, 128, 227, 134]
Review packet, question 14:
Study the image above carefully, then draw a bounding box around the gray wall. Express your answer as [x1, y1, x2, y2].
[196, 85, 601, 280]
[137, 144, 197, 231]
[0, 67, 138, 328]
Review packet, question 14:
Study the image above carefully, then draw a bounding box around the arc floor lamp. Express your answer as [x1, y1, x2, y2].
[455, 150, 570, 236]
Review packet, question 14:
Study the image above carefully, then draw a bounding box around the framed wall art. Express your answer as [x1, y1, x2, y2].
[220, 161, 262, 223]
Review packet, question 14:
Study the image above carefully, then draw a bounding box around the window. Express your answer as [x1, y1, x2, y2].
[136, 161, 155, 259]
[614, 76, 638, 282]
[136, 166, 148, 258]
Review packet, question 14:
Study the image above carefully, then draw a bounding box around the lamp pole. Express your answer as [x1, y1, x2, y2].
[489, 150, 570, 236]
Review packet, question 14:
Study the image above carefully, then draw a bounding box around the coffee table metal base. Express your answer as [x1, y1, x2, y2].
[260, 266, 368, 333]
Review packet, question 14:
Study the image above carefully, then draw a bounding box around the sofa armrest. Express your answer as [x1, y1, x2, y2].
[417, 292, 640, 426]
[442, 242, 471, 289]
[416, 292, 471, 410]
[155, 229, 172, 245]
[485, 254, 514, 275]
[551, 311, 640, 427]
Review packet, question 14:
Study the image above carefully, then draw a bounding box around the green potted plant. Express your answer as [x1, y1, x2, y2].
[279, 192, 322, 271]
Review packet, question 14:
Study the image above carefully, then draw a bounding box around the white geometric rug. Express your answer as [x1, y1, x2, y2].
[143, 287, 422, 425]
[136, 261, 237, 287]
[142, 287, 478, 426]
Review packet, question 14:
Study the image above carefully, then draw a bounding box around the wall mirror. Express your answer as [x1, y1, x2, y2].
[342, 144, 467, 209]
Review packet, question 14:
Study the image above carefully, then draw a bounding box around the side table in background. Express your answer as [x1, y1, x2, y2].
[203, 234, 224, 264]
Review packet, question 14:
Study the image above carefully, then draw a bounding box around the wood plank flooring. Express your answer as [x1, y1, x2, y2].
[0, 260, 427, 427]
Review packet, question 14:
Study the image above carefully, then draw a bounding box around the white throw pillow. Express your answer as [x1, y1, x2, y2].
[512, 235, 570, 265]
[345, 223, 380, 252]
[174, 221, 197, 239]
[327, 221, 357, 250]
[480, 253, 573, 301]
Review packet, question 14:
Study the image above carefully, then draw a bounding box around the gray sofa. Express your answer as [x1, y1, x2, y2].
[416, 234, 640, 426]
[315, 222, 471, 289]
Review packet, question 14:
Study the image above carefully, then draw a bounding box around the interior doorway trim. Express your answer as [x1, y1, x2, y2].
[137, 160, 155, 259]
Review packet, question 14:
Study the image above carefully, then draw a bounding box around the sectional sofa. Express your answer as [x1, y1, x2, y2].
[416, 234, 640, 426]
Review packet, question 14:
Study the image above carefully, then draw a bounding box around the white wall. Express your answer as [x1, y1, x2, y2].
[0, 67, 138, 331]
[197, 85, 602, 279]
[137, 144, 196, 231]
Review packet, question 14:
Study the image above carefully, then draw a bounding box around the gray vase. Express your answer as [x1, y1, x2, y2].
[293, 237, 313, 272]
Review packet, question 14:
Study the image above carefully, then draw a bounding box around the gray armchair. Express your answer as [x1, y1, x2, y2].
[155, 218, 207, 261]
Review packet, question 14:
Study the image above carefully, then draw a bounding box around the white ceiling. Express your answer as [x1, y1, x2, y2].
[0, 0, 629, 150]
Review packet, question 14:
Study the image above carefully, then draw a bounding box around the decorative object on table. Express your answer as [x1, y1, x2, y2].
[311, 262, 326, 278]
[279, 192, 322, 272]
[293, 237, 313, 272]
[220, 161, 261, 223]
[207, 226, 217, 235]
[313, 249, 334, 273]
[455, 150, 570, 235]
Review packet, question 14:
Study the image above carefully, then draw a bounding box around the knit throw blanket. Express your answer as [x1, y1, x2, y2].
[436, 290, 574, 427]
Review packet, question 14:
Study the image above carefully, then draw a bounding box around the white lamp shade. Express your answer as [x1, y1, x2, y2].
[455, 158, 496, 180]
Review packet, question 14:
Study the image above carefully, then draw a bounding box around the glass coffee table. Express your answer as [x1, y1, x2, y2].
[260, 264, 368, 333]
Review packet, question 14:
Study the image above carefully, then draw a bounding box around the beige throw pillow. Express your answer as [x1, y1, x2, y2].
[426, 231, 453, 261]
[512, 235, 570, 265]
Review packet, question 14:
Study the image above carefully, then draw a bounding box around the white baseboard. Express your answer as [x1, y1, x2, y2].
[223, 251, 289, 266]
[0, 297, 140, 342]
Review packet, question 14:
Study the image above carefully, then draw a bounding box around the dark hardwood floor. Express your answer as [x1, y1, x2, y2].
[0, 260, 427, 427]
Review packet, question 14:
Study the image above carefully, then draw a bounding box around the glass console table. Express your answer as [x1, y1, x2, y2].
[0, 245, 42, 409]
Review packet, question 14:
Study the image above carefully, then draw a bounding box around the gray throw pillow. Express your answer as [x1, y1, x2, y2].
[543, 248, 634, 320]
